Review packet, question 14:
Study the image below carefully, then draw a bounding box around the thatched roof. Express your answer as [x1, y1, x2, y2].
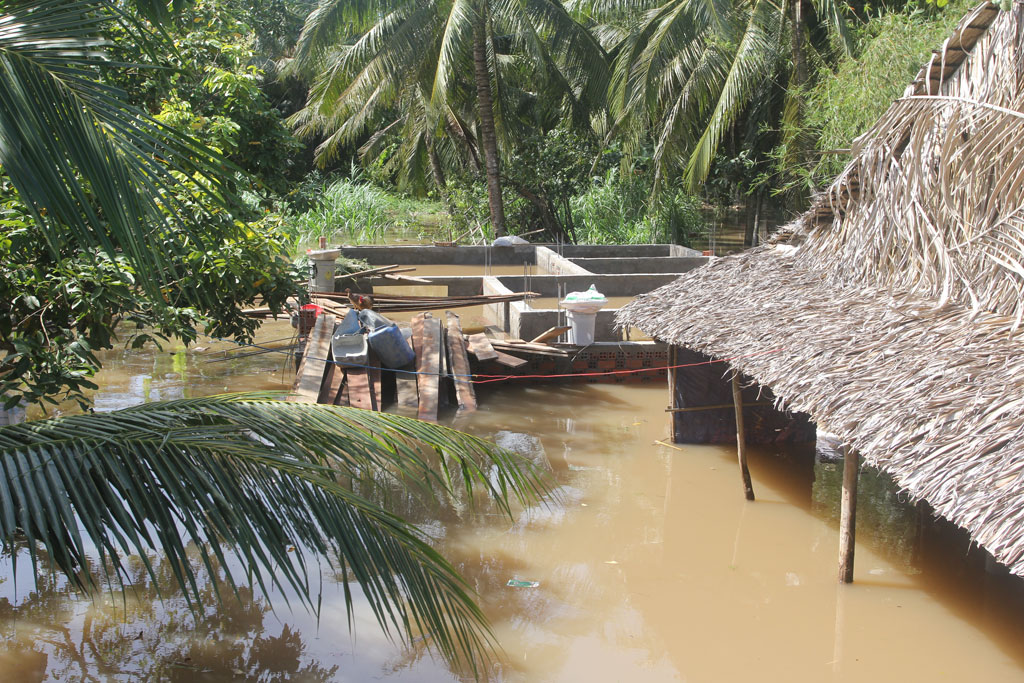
[618, 2, 1024, 573]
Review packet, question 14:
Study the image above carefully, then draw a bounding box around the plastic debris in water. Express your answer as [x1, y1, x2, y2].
[506, 579, 540, 588]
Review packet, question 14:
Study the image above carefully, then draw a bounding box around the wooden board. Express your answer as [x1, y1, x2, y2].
[492, 350, 529, 368]
[446, 312, 477, 413]
[347, 368, 374, 410]
[369, 355, 382, 412]
[394, 325, 418, 409]
[529, 326, 571, 344]
[318, 348, 340, 404]
[411, 313, 425, 357]
[416, 314, 440, 422]
[439, 325, 450, 407]
[467, 333, 499, 361]
[396, 366, 418, 408]
[290, 313, 335, 403]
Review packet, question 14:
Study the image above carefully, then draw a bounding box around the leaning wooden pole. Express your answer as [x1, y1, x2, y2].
[838, 445, 859, 583]
[731, 371, 755, 501]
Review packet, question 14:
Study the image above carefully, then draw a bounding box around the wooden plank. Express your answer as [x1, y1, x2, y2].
[317, 348, 339, 404]
[395, 323, 418, 409]
[369, 355, 382, 412]
[529, 326, 571, 344]
[347, 368, 374, 410]
[467, 333, 499, 361]
[382, 273, 432, 284]
[396, 366, 418, 408]
[492, 350, 529, 368]
[335, 264, 401, 279]
[416, 313, 440, 422]
[290, 313, 335, 403]
[446, 312, 477, 413]
[440, 325, 453, 407]
[412, 313, 425, 357]
[330, 368, 348, 406]
[493, 341, 569, 356]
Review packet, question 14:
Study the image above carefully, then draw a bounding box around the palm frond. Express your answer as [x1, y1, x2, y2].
[0, 394, 550, 668]
[682, 0, 784, 189]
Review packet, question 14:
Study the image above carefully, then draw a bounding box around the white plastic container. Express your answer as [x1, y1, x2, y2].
[560, 285, 607, 346]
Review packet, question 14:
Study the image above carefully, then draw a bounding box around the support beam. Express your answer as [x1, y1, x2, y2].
[667, 346, 678, 439]
[838, 445, 859, 583]
[731, 372, 755, 500]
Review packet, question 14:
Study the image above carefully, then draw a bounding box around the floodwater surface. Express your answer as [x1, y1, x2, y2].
[4, 326, 1024, 681]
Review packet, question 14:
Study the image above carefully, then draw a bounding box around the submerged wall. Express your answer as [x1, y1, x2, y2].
[670, 347, 815, 445]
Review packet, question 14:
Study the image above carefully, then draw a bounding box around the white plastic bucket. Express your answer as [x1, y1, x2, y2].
[566, 310, 597, 346]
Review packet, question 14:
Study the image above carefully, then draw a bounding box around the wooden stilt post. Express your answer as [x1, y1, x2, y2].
[838, 445, 859, 583]
[667, 346, 678, 440]
[731, 371, 755, 501]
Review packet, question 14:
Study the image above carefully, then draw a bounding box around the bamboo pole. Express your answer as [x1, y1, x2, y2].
[731, 371, 755, 501]
[838, 445, 859, 583]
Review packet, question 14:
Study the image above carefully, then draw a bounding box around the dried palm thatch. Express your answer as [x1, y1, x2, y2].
[619, 2, 1024, 574]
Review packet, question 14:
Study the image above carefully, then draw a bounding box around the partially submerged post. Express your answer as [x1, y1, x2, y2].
[731, 371, 755, 501]
[838, 445, 859, 583]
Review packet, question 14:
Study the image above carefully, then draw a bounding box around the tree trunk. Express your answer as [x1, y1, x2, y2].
[472, 9, 506, 237]
[428, 142, 449, 206]
[790, 0, 808, 91]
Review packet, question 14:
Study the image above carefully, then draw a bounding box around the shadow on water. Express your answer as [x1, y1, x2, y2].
[743, 441, 1024, 670]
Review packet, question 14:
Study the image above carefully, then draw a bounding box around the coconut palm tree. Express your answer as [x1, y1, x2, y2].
[604, 0, 852, 192]
[0, 0, 547, 670]
[289, 0, 609, 236]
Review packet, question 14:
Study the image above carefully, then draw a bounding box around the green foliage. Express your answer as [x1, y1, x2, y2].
[501, 129, 613, 241]
[446, 178, 495, 241]
[771, 0, 968, 194]
[285, 177, 412, 246]
[107, 0, 304, 194]
[0, 178, 301, 409]
[572, 167, 705, 246]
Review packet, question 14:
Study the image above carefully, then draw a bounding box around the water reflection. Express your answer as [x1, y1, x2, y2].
[0, 550, 337, 682]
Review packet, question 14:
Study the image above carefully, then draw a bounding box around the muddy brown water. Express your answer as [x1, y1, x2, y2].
[5, 322, 1024, 681]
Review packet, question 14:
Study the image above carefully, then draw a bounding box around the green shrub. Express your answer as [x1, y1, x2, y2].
[805, 0, 971, 184]
[572, 168, 705, 246]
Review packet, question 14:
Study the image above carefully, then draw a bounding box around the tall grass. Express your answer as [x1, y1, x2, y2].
[288, 180, 399, 246]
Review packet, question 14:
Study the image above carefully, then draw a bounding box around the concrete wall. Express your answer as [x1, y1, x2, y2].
[557, 244, 673, 258]
[670, 244, 704, 257]
[348, 275, 484, 297]
[340, 245, 536, 265]
[569, 256, 708, 274]
[495, 274, 678, 297]
[535, 246, 591, 276]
